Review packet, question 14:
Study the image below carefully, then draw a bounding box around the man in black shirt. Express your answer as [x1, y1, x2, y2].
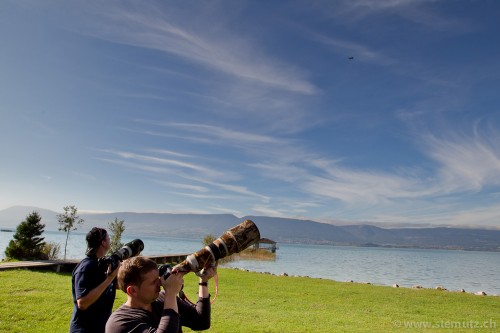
[70, 227, 119, 332]
[105, 256, 215, 333]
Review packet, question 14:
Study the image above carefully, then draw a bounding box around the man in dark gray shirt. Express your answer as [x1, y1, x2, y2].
[105, 256, 214, 333]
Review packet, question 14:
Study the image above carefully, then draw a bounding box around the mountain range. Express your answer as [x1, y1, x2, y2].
[1, 206, 499, 251]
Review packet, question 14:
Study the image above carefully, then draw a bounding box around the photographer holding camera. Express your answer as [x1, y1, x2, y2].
[105, 256, 216, 333]
[70, 227, 120, 333]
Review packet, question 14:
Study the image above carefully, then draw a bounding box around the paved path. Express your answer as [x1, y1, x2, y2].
[0, 259, 80, 272]
[0, 254, 188, 272]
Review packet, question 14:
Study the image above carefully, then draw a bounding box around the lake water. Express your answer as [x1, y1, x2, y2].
[1, 230, 499, 295]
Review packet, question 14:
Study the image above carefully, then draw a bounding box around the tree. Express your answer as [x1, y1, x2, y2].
[5, 211, 46, 260]
[108, 217, 125, 254]
[57, 205, 84, 260]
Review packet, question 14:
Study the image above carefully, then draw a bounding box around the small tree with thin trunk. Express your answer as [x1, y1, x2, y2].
[108, 217, 125, 254]
[5, 211, 46, 260]
[57, 205, 84, 260]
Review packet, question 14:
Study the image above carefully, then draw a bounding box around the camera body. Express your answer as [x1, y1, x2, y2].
[158, 264, 173, 280]
[99, 239, 144, 271]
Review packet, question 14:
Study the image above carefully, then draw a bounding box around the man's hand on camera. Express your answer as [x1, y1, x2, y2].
[161, 271, 184, 295]
[107, 262, 120, 279]
[199, 266, 216, 283]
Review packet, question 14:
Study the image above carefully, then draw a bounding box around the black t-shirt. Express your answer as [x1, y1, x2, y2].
[70, 255, 116, 333]
[105, 297, 210, 333]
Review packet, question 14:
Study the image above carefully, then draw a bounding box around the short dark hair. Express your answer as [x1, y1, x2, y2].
[85, 227, 107, 256]
[117, 256, 158, 292]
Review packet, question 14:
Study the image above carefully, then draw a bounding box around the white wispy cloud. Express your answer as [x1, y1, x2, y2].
[99, 151, 240, 186]
[184, 176, 271, 202]
[146, 149, 195, 159]
[117, 152, 197, 169]
[421, 129, 500, 193]
[93, 157, 177, 176]
[60, 2, 316, 95]
[343, 0, 433, 10]
[96, 146, 270, 203]
[133, 121, 300, 157]
[169, 192, 235, 200]
[246, 121, 500, 224]
[162, 122, 285, 146]
[208, 205, 244, 217]
[152, 180, 209, 193]
[295, 0, 472, 37]
[439, 205, 500, 227]
[20, 1, 324, 135]
[112, 117, 500, 226]
[251, 205, 287, 217]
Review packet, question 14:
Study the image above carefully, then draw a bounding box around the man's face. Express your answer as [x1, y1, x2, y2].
[136, 268, 161, 304]
[102, 234, 111, 252]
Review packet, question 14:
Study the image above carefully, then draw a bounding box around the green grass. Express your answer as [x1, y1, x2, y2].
[0, 269, 498, 332]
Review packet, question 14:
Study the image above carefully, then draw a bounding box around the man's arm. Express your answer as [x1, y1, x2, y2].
[177, 266, 215, 331]
[156, 309, 180, 333]
[77, 264, 119, 310]
[153, 271, 184, 333]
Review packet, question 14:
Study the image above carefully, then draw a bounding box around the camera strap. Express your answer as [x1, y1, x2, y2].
[179, 271, 219, 305]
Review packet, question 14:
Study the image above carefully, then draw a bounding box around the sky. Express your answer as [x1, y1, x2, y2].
[1, 0, 499, 228]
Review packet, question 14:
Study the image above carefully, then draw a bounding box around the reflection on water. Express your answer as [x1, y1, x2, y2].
[1, 231, 499, 295]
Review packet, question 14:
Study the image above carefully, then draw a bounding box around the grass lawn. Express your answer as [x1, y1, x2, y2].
[0, 268, 498, 332]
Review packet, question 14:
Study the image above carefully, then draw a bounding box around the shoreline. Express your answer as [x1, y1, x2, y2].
[225, 266, 499, 297]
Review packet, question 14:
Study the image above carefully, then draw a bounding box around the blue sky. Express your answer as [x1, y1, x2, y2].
[1, 0, 499, 227]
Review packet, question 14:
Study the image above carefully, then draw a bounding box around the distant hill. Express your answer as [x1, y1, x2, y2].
[0, 206, 60, 230]
[1, 206, 499, 251]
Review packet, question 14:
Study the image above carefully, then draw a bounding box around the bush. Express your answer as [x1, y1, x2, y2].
[42, 241, 61, 260]
[202, 234, 216, 246]
[202, 234, 236, 264]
